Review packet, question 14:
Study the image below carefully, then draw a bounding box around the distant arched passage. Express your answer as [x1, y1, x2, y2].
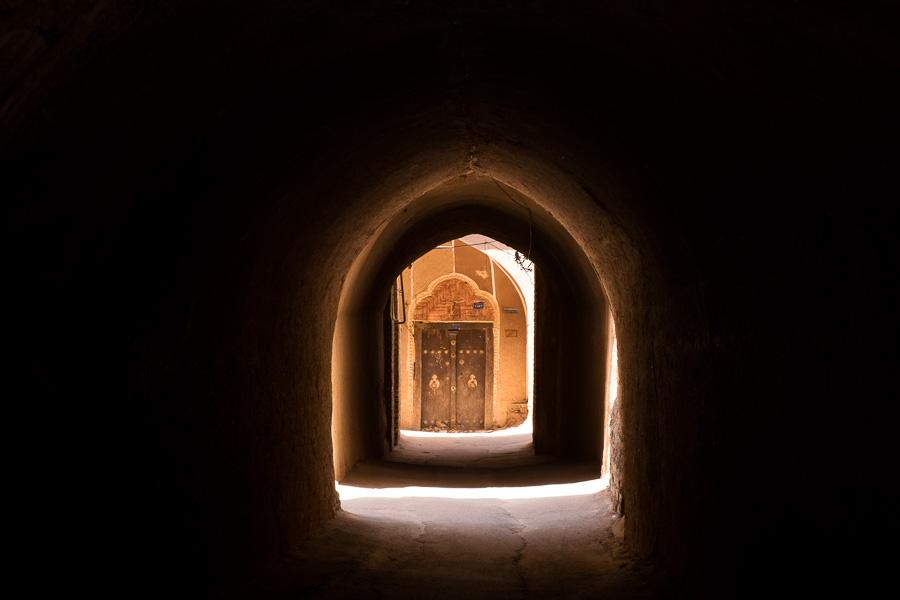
[332, 175, 613, 479]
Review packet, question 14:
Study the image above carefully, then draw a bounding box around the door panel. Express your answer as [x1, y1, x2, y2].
[420, 328, 451, 428]
[455, 329, 486, 429]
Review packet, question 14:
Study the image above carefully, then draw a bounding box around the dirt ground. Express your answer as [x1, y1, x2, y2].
[232, 427, 687, 599]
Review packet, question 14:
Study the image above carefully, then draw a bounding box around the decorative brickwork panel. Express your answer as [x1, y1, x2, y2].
[413, 278, 495, 321]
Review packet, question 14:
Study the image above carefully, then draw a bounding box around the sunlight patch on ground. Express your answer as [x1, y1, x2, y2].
[337, 473, 608, 501]
[401, 429, 527, 439]
[400, 418, 533, 439]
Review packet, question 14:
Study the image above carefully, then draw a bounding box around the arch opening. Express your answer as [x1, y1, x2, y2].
[331, 175, 617, 485]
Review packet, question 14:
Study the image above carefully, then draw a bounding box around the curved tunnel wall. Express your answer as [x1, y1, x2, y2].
[4, 3, 897, 597]
[332, 176, 613, 481]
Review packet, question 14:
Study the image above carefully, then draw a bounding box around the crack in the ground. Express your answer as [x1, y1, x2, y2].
[498, 501, 529, 600]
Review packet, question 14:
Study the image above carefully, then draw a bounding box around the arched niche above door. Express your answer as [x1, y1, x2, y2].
[412, 276, 496, 322]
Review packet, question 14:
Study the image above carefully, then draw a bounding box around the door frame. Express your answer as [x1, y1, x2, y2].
[414, 321, 494, 430]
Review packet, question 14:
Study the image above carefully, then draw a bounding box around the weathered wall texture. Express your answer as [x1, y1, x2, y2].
[4, 2, 897, 598]
[398, 240, 528, 430]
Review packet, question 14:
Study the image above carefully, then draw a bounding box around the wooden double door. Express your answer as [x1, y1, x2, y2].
[416, 323, 493, 430]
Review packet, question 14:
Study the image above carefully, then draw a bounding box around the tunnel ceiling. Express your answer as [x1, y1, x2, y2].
[6, 1, 894, 325]
[7, 2, 895, 297]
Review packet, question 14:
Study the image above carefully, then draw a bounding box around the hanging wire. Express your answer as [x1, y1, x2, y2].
[405, 181, 537, 322]
[491, 177, 533, 262]
[433, 179, 536, 278]
[433, 239, 533, 278]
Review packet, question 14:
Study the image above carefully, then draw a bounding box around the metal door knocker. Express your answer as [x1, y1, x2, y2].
[467, 374, 478, 390]
[429, 374, 441, 390]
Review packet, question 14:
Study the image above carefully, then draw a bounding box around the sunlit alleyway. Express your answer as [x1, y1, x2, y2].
[233, 428, 684, 599]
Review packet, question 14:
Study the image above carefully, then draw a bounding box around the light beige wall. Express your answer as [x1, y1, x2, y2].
[411, 242, 454, 297]
[492, 262, 528, 426]
[455, 242, 494, 295]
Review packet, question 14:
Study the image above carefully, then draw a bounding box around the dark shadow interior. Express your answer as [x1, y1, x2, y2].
[4, 3, 897, 598]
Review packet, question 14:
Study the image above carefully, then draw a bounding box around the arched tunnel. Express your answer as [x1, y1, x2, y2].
[4, 2, 897, 598]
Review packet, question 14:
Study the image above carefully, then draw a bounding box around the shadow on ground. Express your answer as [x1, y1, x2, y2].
[232, 429, 688, 599]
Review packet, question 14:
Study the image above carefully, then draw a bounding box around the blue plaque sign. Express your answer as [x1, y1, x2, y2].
[473, 301, 484, 309]
[450, 323, 461, 330]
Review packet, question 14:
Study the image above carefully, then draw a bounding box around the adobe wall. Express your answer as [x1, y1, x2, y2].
[491, 262, 529, 427]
